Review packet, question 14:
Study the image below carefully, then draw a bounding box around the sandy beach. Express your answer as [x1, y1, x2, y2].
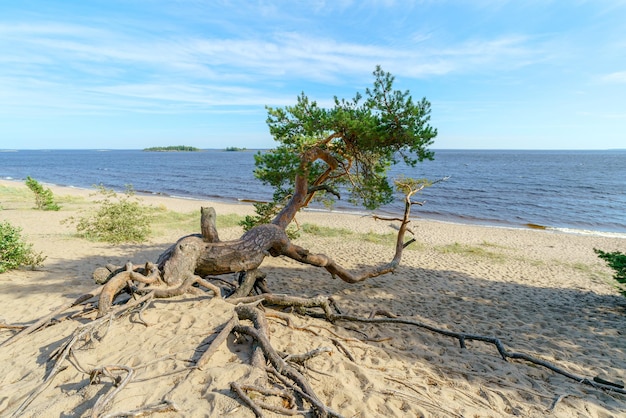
[1, 179, 625, 417]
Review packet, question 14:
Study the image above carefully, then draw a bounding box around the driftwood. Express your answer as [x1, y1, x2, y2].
[155, 177, 423, 290]
[152, 203, 412, 291]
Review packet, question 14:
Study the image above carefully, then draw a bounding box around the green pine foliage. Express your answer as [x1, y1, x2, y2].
[594, 248, 626, 296]
[63, 185, 153, 243]
[25, 176, 61, 211]
[240, 201, 280, 232]
[143, 145, 200, 152]
[0, 221, 46, 273]
[247, 66, 436, 229]
[240, 200, 300, 238]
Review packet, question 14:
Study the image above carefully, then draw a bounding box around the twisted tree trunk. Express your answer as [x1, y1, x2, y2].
[153, 175, 415, 294]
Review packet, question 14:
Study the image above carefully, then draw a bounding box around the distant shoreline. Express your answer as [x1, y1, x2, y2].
[143, 145, 201, 152]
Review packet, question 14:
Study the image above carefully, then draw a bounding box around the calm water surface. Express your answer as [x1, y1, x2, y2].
[1, 149, 624, 236]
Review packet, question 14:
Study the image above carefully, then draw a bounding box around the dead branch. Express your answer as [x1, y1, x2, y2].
[273, 175, 420, 284]
[98, 262, 159, 317]
[100, 400, 179, 418]
[282, 346, 332, 365]
[90, 365, 135, 418]
[330, 339, 355, 362]
[0, 323, 26, 331]
[232, 304, 344, 418]
[195, 314, 238, 370]
[1, 285, 103, 348]
[329, 311, 626, 395]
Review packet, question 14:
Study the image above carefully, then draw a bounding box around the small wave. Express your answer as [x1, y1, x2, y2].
[135, 189, 170, 197]
[2, 149, 624, 234]
[301, 206, 372, 217]
[546, 227, 626, 239]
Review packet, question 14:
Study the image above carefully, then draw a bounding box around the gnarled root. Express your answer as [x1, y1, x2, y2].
[97, 262, 160, 317]
[230, 304, 344, 418]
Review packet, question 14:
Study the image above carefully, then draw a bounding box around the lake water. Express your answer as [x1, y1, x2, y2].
[1, 149, 624, 236]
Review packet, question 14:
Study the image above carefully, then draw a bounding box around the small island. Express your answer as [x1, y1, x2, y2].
[143, 145, 201, 152]
[224, 146, 247, 152]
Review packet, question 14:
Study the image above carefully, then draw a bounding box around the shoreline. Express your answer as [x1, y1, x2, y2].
[3, 177, 625, 239]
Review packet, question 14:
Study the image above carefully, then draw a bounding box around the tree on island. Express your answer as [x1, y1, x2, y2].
[143, 145, 201, 152]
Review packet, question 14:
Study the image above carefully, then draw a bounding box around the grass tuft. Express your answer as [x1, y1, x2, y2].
[435, 242, 505, 261]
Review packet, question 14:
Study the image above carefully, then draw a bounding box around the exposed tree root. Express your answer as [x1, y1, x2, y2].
[100, 400, 179, 418]
[4, 287, 625, 417]
[1, 285, 103, 348]
[231, 303, 343, 418]
[195, 314, 238, 370]
[90, 365, 135, 418]
[9, 292, 154, 417]
[98, 262, 159, 317]
[186, 294, 626, 416]
[330, 310, 626, 395]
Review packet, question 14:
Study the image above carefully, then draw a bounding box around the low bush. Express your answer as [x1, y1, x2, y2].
[240, 201, 299, 239]
[0, 221, 46, 273]
[594, 248, 626, 296]
[25, 176, 61, 211]
[64, 185, 153, 244]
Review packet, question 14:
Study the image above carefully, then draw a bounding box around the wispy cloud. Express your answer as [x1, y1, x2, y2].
[0, 17, 551, 117]
[600, 71, 626, 83]
[1, 0, 625, 149]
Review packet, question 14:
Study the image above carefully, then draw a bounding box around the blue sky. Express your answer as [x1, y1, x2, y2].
[1, 1, 625, 150]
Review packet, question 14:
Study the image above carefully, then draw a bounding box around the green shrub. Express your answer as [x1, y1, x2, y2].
[0, 221, 46, 273]
[240, 201, 299, 238]
[25, 176, 61, 211]
[594, 248, 626, 296]
[435, 242, 504, 261]
[64, 185, 153, 243]
[240, 201, 279, 232]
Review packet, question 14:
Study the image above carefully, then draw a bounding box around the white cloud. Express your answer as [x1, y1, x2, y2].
[600, 71, 626, 83]
[0, 17, 554, 116]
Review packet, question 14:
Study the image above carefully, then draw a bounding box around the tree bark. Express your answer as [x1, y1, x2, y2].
[158, 224, 291, 287]
[201, 206, 220, 242]
[272, 147, 339, 229]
